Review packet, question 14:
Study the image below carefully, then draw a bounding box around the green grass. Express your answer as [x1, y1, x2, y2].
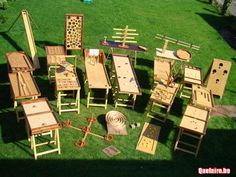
[0, 0, 236, 177]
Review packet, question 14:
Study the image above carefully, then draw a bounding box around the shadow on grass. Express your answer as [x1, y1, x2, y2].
[35, 40, 64, 49]
[136, 57, 153, 68]
[169, 97, 185, 117]
[0, 31, 23, 51]
[197, 13, 236, 50]
[0, 129, 235, 177]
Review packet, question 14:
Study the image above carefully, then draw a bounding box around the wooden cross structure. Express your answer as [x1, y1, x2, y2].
[112, 25, 139, 48]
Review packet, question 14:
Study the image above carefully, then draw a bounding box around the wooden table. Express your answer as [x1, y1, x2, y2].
[100, 40, 147, 66]
[192, 85, 214, 111]
[84, 49, 111, 109]
[45, 46, 66, 82]
[147, 83, 179, 122]
[111, 54, 141, 109]
[22, 98, 61, 160]
[174, 105, 209, 157]
[6, 51, 34, 73]
[156, 48, 191, 62]
[8, 72, 41, 122]
[180, 65, 202, 99]
[55, 62, 80, 115]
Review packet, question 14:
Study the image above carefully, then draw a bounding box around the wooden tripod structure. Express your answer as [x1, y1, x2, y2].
[112, 25, 139, 48]
[8, 10, 40, 69]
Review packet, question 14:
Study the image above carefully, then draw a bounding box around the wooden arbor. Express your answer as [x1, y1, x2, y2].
[84, 49, 111, 109]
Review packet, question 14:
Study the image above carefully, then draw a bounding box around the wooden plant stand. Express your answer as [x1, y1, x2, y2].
[8, 71, 41, 122]
[174, 105, 209, 157]
[147, 83, 179, 122]
[62, 118, 113, 148]
[55, 61, 80, 115]
[84, 49, 111, 109]
[110, 54, 141, 109]
[180, 65, 202, 99]
[21, 98, 61, 160]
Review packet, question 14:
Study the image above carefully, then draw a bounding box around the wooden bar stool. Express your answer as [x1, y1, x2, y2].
[174, 105, 209, 157]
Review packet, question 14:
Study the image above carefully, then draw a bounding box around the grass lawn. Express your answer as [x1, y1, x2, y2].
[0, 0, 236, 176]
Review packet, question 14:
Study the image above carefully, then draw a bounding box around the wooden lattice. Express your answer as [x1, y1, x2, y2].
[65, 14, 84, 50]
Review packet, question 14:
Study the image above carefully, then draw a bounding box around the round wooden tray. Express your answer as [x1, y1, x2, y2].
[176, 49, 192, 61]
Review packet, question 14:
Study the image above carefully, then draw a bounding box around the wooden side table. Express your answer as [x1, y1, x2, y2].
[22, 98, 61, 160]
[174, 105, 209, 157]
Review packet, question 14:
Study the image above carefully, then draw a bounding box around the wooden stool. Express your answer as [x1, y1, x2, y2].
[55, 61, 80, 115]
[174, 105, 209, 157]
[45, 46, 66, 83]
[191, 85, 215, 112]
[8, 72, 41, 122]
[21, 98, 61, 160]
[147, 83, 179, 122]
[84, 49, 111, 109]
[180, 65, 202, 99]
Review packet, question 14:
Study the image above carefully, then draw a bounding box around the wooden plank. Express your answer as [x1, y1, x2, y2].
[112, 55, 141, 95]
[65, 14, 83, 50]
[8, 72, 41, 99]
[84, 49, 111, 89]
[206, 58, 231, 99]
[21, 10, 39, 69]
[136, 122, 160, 155]
[45, 46, 66, 55]
[180, 116, 206, 135]
[6, 51, 34, 72]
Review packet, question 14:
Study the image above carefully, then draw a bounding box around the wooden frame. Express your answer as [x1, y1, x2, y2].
[180, 64, 202, 99]
[22, 98, 61, 160]
[111, 54, 141, 109]
[65, 14, 84, 51]
[174, 105, 209, 157]
[147, 83, 179, 122]
[191, 85, 215, 112]
[8, 71, 41, 122]
[84, 49, 111, 109]
[6, 51, 34, 73]
[205, 58, 231, 99]
[55, 61, 81, 115]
